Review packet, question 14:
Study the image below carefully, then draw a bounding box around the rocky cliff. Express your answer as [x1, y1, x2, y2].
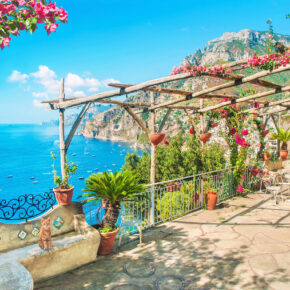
[81, 29, 290, 147]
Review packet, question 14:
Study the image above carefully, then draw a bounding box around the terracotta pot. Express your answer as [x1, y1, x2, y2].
[262, 153, 270, 161]
[149, 133, 165, 146]
[199, 133, 211, 144]
[167, 182, 182, 192]
[207, 191, 217, 210]
[280, 150, 288, 160]
[53, 186, 74, 206]
[261, 130, 269, 137]
[98, 228, 119, 255]
[249, 109, 259, 119]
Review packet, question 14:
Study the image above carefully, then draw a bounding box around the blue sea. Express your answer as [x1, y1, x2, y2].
[0, 124, 141, 202]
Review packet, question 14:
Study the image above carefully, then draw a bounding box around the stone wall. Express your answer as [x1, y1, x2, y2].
[0, 202, 83, 253]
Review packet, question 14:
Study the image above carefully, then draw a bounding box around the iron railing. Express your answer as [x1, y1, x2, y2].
[0, 191, 56, 223]
[83, 168, 239, 233]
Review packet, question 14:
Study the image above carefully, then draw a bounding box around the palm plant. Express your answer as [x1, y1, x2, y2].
[270, 127, 290, 150]
[79, 171, 147, 229]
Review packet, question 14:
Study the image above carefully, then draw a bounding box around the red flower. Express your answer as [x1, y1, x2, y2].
[212, 123, 218, 128]
[189, 127, 194, 135]
[237, 185, 246, 193]
[230, 128, 237, 135]
[241, 130, 249, 136]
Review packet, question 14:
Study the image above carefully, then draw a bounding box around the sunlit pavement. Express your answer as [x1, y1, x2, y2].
[35, 192, 290, 290]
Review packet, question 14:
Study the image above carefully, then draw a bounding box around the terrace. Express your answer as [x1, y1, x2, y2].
[34, 192, 290, 289]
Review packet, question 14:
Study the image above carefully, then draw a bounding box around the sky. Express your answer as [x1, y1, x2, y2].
[0, 0, 289, 123]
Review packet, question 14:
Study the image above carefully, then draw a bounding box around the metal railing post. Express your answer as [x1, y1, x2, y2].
[149, 185, 155, 226]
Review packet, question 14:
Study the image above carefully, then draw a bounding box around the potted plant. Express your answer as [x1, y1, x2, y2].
[270, 127, 290, 160]
[203, 181, 217, 210]
[261, 151, 271, 161]
[79, 170, 147, 255]
[51, 152, 78, 205]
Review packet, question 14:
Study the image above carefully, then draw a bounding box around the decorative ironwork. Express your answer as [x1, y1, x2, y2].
[0, 191, 56, 222]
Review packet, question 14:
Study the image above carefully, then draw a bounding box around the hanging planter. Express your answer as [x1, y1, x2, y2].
[249, 108, 259, 119]
[262, 130, 269, 137]
[149, 133, 165, 146]
[262, 153, 270, 161]
[199, 133, 211, 144]
[280, 150, 288, 160]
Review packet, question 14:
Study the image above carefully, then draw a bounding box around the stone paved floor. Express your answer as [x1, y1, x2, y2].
[35, 193, 290, 290]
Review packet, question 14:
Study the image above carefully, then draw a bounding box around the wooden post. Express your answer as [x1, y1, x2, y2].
[200, 99, 204, 149]
[59, 78, 66, 180]
[149, 92, 156, 226]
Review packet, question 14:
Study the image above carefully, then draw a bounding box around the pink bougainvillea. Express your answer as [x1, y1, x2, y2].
[0, 0, 68, 49]
[237, 185, 246, 193]
[189, 127, 194, 135]
[241, 130, 249, 136]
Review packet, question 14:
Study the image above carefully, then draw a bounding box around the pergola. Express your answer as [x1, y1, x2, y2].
[42, 53, 290, 194]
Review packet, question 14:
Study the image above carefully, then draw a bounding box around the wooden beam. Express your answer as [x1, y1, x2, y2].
[198, 86, 290, 113]
[59, 78, 66, 180]
[206, 72, 281, 89]
[124, 107, 150, 135]
[260, 107, 289, 116]
[108, 83, 192, 96]
[151, 65, 290, 110]
[49, 72, 193, 110]
[157, 109, 171, 133]
[65, 103, 91, 153]
[109, 83, 238, 100]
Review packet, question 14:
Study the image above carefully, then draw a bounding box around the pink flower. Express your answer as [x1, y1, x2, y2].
[241, 176, 245, 180]
[189, 127, 194, 135]
[241, 130, 249, 136]
[57, 7, 68, 22]
[254, 102, 259, 108]
[237, 185, 246, 193]
[45, 23, 59, 35]
[230, 128, 237, 135]
[163, 138, 169, 146]
[0, 37, 11, 50]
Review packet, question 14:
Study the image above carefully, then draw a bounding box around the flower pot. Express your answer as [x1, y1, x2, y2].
[53, 186, 74, 206]
[207, 191, 217, 210]
[280, 150, 288, 160]
[262, 153, 270, 161]
[199, 133, 211, 144]
[249, 108, 259, 119]
[167, 182, 182, 192]
[98, 228, 119, 255]
[149, 133, 165, 146]
[262, 130, 269, 137]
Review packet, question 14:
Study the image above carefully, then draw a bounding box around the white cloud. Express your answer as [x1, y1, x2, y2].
[32, 92, 48, 98]
[66, 73, 85, 88]
[87, 87, 99, 92]
[33, 99, 45, 108]
[31, 65, 60, 95]
[7, 70, 29, 83]
[31, 65, 57, 80]
[73, 91, 86, 97]
[102, 78, 120, 87]
[9, 65, 120, 106]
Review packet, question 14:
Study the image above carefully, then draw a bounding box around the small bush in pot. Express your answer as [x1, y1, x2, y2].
[270, 127, 290, 160]
[80, 170, 147, 255]
[51, 152, 78, 205]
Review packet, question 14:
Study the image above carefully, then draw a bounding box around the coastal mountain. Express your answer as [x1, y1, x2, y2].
[80, 29, 290, 147]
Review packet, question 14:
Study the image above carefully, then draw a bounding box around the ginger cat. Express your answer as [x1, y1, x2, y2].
[38, 217, 53, 250]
